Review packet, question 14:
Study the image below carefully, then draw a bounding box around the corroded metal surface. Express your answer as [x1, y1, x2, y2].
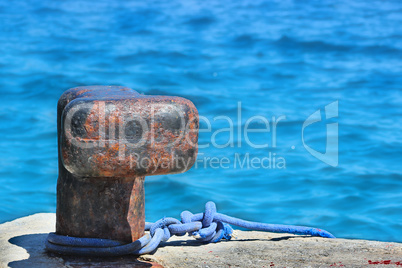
[56, 86, 199, 243]
[56, 175, 145, 242]
[60, 86, 198, 177]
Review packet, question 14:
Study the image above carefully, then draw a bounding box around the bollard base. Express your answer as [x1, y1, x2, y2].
[56, 175, 145, 243]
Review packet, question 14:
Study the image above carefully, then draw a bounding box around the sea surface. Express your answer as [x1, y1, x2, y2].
[0, 0, 401, 242]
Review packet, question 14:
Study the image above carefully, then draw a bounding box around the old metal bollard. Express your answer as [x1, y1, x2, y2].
[56, 86, 199, 243]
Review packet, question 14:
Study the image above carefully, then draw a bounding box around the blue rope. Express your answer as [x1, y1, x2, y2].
[46, 201, 335, 256]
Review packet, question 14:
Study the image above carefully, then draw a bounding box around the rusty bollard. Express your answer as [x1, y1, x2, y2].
[56, 86, 198, 243]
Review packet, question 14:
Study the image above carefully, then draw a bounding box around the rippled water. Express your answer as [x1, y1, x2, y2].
[1, 0, 401, 242]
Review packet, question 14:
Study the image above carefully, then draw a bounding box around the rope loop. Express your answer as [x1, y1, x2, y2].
[46, 201, 335, 256]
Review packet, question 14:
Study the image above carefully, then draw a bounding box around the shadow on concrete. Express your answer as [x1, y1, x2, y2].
[8, 234, 160, 267]
[158, 237, 272, 248]
[269, 235, 310, 241]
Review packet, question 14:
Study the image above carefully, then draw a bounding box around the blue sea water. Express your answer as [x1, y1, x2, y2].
[0, 0, 401, 242]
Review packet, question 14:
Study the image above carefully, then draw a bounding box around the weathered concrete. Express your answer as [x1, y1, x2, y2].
[1, 213, 402, 268]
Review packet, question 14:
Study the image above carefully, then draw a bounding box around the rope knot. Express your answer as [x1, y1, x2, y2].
[190, 201, 234, 243]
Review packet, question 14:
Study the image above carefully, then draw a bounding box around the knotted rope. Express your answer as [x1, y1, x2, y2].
[46, 201, 335, 256]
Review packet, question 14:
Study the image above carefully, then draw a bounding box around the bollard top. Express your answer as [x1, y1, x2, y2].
[58, 86, 199, 178]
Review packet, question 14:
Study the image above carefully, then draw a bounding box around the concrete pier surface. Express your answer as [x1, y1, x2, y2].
[1, 213, 401, 268]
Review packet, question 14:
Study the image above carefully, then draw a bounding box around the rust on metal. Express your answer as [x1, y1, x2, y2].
[56, 86, 199, 243]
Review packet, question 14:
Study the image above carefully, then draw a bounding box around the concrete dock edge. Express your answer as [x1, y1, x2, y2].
[1, 213, 401, 268]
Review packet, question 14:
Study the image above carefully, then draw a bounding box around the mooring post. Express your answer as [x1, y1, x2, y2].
[56, 86, 199, 242]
